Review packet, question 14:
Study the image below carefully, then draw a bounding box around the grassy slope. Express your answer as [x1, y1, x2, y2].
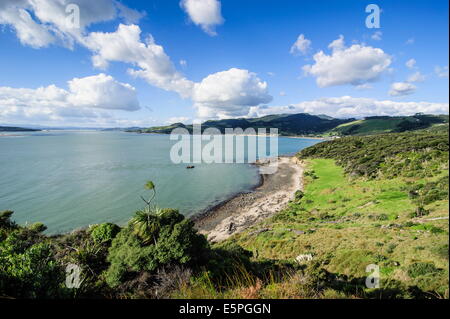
[327, 118, 406, 135]
[326, 114, 449, 136]
[222, 159, 448, 298]
[219, 131, 449, 298]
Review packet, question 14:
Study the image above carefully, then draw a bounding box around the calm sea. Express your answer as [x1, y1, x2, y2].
[0, 131, 321, 234]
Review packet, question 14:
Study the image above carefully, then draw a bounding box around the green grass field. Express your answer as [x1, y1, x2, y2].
[226, 158, 449, 298]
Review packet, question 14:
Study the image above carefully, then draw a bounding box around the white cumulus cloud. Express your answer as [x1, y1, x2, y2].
[180, 0, 224, 36]
[84, 24, 195, 98]
[0, 0, 144, 49]
[0, 3, 55, 48]
[192, 68, 272, 119]
[0, 74, 141, 126]
[290, 34, 311, 55]
[0, 0, 277, 123]
[303, 35, 392, 87]
[389, 82, 417, 96]
[67, 73, 140, 111]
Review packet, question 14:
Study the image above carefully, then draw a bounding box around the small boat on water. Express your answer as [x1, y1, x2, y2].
[186, 165, 195, 169]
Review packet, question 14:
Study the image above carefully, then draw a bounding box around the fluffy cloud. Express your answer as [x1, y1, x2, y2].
[389, 82, 417, 96]
[0, 2, 193, 98]
[303, 36, 392, 87]
[85, 26, 272, 118]
[248, 96, 448, 119]
[84, 24, 194, 98]
[180, 0, 224, 36]
[0, 74, 141, 126]
[67, 74, 140, 110]
[290, 34, 311, 55]
[0, 0, 144, 49]
[0, 2, 55, 48]
[0, 1, 273, 121]
[192, 68, 272, 119]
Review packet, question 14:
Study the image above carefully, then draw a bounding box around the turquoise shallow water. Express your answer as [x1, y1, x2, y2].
[0, 131, 321, 234]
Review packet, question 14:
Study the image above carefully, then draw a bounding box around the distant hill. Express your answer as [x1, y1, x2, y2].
[130, 113, 354, 136]
[129, 113, 448, 137]
[101, 127, 143, 132]
[0, 126, 40, 132]
[326, 114, 449, 136]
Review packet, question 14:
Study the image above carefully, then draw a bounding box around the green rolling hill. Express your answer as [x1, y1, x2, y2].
[129, 113, 354, 136]
[129, 113, 448, 137]
[326, 114, 449, 136]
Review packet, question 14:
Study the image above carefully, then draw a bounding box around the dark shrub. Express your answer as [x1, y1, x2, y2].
[407, 262, 440, 278]
[105, 209, 209, 288]
[0, 230, 66, 298]
[90, 223, 120, 244]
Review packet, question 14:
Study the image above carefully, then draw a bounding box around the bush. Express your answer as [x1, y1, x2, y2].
[0, 210, 17, 230]
[434, 244, 449, 260]
[90, 223, 120, 244]
[0, 230, 66, 298]
[407, 262, 440, 278]
[294, 190, 304, 201]
[105, 209, 209, 288]
[207, 241, 253, 280]
[298, 130, 449, 179]
[29, 222, 47, 233]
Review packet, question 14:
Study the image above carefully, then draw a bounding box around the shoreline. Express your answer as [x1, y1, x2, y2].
[192, 156, 304, 242]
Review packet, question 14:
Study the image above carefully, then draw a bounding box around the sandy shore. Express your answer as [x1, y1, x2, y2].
[193, 156, 304, 242]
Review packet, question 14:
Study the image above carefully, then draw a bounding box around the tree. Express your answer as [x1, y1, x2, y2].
[105, 209, 209, 288]
[130, 208, 160, 245]
[0, 230, 66, 298]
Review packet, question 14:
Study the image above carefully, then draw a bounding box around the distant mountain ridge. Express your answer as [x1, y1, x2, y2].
[0, 126, 40, 132]
[129, 113, 449, 137]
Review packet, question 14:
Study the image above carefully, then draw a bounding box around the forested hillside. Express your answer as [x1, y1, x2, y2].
[130, 113, 448, 137]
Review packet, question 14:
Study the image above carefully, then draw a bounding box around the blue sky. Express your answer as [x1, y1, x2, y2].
[0, 0, 448, 127]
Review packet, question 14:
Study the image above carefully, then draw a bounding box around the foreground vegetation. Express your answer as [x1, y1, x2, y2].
[0, 129, 448, 299]
[224, 129, 449, 298]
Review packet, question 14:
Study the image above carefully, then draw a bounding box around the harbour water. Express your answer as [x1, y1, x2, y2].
[0, 131, 321, 234]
